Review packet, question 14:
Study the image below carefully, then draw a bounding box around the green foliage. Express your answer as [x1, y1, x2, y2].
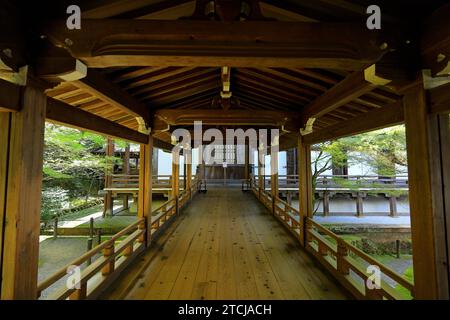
[311, 125, 407, 213]
[41, 187, 69, 226]
[41, 123, 123, 221]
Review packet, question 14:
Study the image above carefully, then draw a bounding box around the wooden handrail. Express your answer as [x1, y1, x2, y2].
[37, 217, 144, 297]
[306, 217, 414, 299]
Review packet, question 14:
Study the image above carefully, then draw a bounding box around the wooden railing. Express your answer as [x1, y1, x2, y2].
[111, 174, 187, 188]
[39, 174, 202, 300]
[273, 197, 301, 238]
[249, 174, 414, 300]
[257, 174, 408, 191]
[305, 218, 414, 300]
[37, 218, 146, 300]
[150, 198, 177, 236]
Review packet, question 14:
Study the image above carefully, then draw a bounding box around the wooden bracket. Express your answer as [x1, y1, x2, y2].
[300, 118, 315, 136]
[0, 58, 27, 85]
[422, 69, 450, 90]
[136, 117, 151, 135]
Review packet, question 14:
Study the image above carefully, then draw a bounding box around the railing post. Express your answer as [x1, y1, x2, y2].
[323, 191, 330, 216]
[137, 218, 146, 243]
[69, 283, 87, 300]
[123, 240, 134, 257]
[101, 243, 115, 276]
[365, 284, 383, 300]
[389, 196, 398, 217]
[305, 218, 313, 245]
[337, 239, 349, 275]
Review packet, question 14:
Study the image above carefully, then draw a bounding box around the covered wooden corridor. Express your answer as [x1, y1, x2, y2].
[1, 0, 450, 301]
[104, 186, 347, 300]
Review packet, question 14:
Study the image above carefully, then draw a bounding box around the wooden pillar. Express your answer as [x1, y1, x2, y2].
[0, 83, 47, 299]
[172, 151, 180, 211]
[356, 192, 364, 217]
[403, 84, 446, 299]
[323, 191, 330, 216]
[138, 136, 153, 245]
[152, 147, 159, 176]
[389, 196, 398, 217]
[298, 135, 313, 247]
[257, 145, 264, 199]
[103, 138, 114, 217]
[186, 148, 192, 197]
[428, 111, 450, 299]
[122, 143, 130, 210]
[286, 148, 297, 176]
[244, 142, 250, 180]
[270, 143, 279, 214]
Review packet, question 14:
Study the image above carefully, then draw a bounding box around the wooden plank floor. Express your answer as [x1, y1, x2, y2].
[105, 186, 349, 300]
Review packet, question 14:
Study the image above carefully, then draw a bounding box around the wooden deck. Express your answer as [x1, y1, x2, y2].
[104, 187, 348, 300]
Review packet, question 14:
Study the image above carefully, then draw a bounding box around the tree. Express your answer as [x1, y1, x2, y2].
[41, 123, 122, 223]
[310, 125, 407, 214]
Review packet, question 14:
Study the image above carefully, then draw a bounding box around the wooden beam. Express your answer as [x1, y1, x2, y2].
[153, 109, 300, 131]
[42, 19, 390, 70]
[303, 100, 404, 144]
[403, 85, 440, 299]
[138, 136, 153, 245]
[0, 79, 21, 112]
[429, 82, 450, 114]
[300, 69, 380, 128]
[153, 138, 174, 152]
[46, 97, 148, 144]
[73, 69, 150, 122]
[1, 83, 46, 299]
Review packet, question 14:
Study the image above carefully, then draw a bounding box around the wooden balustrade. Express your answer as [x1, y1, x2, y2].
[273, 197, 301, 238]
[250, 177, 414, 300]
[259, 174, 409, 191]
[110, 174, 187, 188]
[305, 217, 414, 300]
[38, 174, 202, 300]
[37, 218, 146, 300]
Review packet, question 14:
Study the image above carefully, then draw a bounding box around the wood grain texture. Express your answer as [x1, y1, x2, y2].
[105, 187, 347, 300]
[1, 85, 46, 299]
[138, 137, 153, 245]
[403, 85, 439, 299]
[0, 113, 11, 292]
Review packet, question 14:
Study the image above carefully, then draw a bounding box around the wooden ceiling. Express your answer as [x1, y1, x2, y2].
[40, 0, 448, 149]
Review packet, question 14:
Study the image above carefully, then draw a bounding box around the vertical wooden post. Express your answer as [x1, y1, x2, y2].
[258, 144, 264, 199]
[403, 84, 442, 299]
[323, 191, 330, 216]
[389, 196, 398, 217]
[355, 192, 364, 217]
[0, 83, 47, 299]
[172, 151, 180, 213]
[428, 112, 450, 299]
[244, 141, 250, 180]
[103, 138, 114, 217]
[298, 135, 313, 247]
[138, 136, 153, 246]
[101, 244, 115, 275]
[270, 143, 279, 215]
[122, 143, 130, 210]
[186, 148, 192, 198]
